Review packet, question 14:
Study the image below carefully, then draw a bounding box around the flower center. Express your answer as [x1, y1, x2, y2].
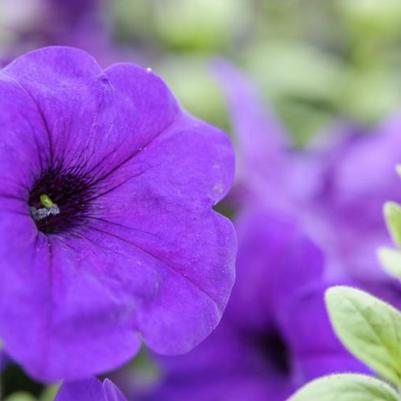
[30, 194, 60, 223]
[259, 330, 290, 375]
[28, 167, 92, 234]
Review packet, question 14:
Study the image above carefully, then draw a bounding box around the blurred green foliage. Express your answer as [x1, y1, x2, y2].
[111, 0, 401, 144]
[2, 0, 401, 143]
[5, 393, 37, 401]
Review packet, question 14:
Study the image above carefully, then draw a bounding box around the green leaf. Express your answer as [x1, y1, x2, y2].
[4, 393, 37, 401]
[39, 386, 59, 401]
[384, 201, 401, 248]
[287, 374, 398, 401]
[325, 286, 401, 385]
[378, 246, 401, 280]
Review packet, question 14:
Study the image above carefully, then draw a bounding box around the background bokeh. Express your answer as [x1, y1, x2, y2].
[2, 0, 401, 399]
[2, 0, 401, 145]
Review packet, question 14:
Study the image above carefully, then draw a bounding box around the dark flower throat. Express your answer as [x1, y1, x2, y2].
[29, 167, 92, 234]
[259, 330, 290, 375]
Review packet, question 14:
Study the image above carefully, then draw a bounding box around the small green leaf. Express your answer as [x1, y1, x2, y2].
[39, 385, 59, 401]
[5, 393, 37, 401]
[325, 286, 401, 385]
[378, 246, 401, 281]
[384, 201, 401, 247]
[287, 374, 398, 401]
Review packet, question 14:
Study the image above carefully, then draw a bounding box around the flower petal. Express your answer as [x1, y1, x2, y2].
[144, 375, 290, 401]
[226, 209, 324, 331]
[85, 206, 236, 354]
[0, 216, 142, 381]
[213, 60, 288, 208]
[213, 60, 287, 182]
[55, 378, 104, 401]
[0, 75, 48, 192]
[81, 114, 236, 354]
[316, 113, 401, 229]
[2, 47, 178, 177]
[280, 283, 369, 385]
[103, 378, 128, 401]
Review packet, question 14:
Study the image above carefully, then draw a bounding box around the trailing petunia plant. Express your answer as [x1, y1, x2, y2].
[287, 167, 401, 401]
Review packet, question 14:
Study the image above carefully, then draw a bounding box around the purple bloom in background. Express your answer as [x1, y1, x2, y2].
[14, 0, 103, 45]
[55, 377, 127, 401]
[0, 47, 236, 381]
[134, 210, 367, 401]
[125, 61, 401, 401]
[216, 60, 401, 290]
[41, 0, 123, 66]
[0, 350, 6, 372]
[2, 0, 130, 68]
[48, 0, 100, 27]
[312, 116, 401, 284]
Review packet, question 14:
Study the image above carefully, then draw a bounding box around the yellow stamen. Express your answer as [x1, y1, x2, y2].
[40, 194, 54, 209]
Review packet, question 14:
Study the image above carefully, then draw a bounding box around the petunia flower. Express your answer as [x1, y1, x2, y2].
[0, 47, 236, 382]
[310, 115, 401, 283]
[0, 350, 6, 372]
[216, 60, 401, 289]
[55, 377, 127, 401]
[2, 0, 131, 69]
[132, 210, 367, 401]
[41, 0, 126, 66]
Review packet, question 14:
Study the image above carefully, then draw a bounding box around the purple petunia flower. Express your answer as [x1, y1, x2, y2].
[132, 210, 367, 401]
[311, 115, 401, 284]
[41, 0, 123, 66]
[0, 47, 236, 381]
[47, 0, 100, 27]
[0, 350, 6, 372]
[55, 377, 127, 401]
[216, 60, 401, 290]
[3, 0, 129, 69]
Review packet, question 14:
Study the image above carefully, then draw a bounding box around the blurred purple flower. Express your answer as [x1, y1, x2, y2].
[55, 377, 127, 401]
[0, 47, 236, 381]
[0, 350, 6, 371]
[14, 0, 103, 44]
[216, 60, 401, 289]
[2, 0, 130, 67]
[311, 116, 401, 284]
[134, 210, 367, 401]
[47, 0, 100, 27]
[41, 0, 122, 66]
